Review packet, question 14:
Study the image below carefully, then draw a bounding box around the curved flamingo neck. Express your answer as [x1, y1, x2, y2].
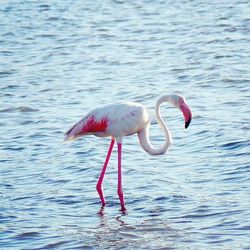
[138, 95, 173, 156]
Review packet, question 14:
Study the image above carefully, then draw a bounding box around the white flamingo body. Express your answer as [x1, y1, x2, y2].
[65, 94, 192, 212]
[65, 102, 149, 140]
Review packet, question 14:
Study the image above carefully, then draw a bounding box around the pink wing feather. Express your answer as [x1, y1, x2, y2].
[65, 115, 108, 141]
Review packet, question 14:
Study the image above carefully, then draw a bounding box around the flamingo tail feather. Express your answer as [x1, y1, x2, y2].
[64, 118, 87, 141]
[64, 115, 108, 141]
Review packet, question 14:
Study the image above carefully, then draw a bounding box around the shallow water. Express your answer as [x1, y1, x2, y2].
[1, 0, 250, 249]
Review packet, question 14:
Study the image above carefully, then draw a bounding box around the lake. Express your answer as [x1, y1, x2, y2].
[0, 0, 249, 249]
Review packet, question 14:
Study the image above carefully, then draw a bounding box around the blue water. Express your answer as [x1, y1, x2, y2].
[1, 0, 250, 249]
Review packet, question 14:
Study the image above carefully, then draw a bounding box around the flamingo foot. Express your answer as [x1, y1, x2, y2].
[117, 190, 126, 212]
[97, 206, 105, 216]
[96, 184, 106, 207]
[120, 205, 127, 213]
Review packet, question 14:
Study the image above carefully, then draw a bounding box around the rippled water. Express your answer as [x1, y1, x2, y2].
[1, 0, 250, 249]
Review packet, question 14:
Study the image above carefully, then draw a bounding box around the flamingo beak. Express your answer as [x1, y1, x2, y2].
[180, 102, 192, 129]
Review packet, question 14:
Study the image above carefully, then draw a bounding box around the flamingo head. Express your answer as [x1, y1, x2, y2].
[169, 95, 192, 129]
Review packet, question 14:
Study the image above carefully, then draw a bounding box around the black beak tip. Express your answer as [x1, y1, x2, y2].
[185, 118, 191, 129]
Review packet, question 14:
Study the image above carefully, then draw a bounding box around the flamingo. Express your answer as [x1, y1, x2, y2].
[65, 94, 192, 212]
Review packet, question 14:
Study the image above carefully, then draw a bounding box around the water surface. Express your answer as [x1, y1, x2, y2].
[1, 0, 250, 249]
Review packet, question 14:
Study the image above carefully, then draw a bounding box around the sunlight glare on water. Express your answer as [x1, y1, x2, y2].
[1, 0, 250, 249]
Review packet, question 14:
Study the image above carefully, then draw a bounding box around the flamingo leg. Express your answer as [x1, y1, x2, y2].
[96, 138, 115, 207]
[117, 143, 126, 211]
